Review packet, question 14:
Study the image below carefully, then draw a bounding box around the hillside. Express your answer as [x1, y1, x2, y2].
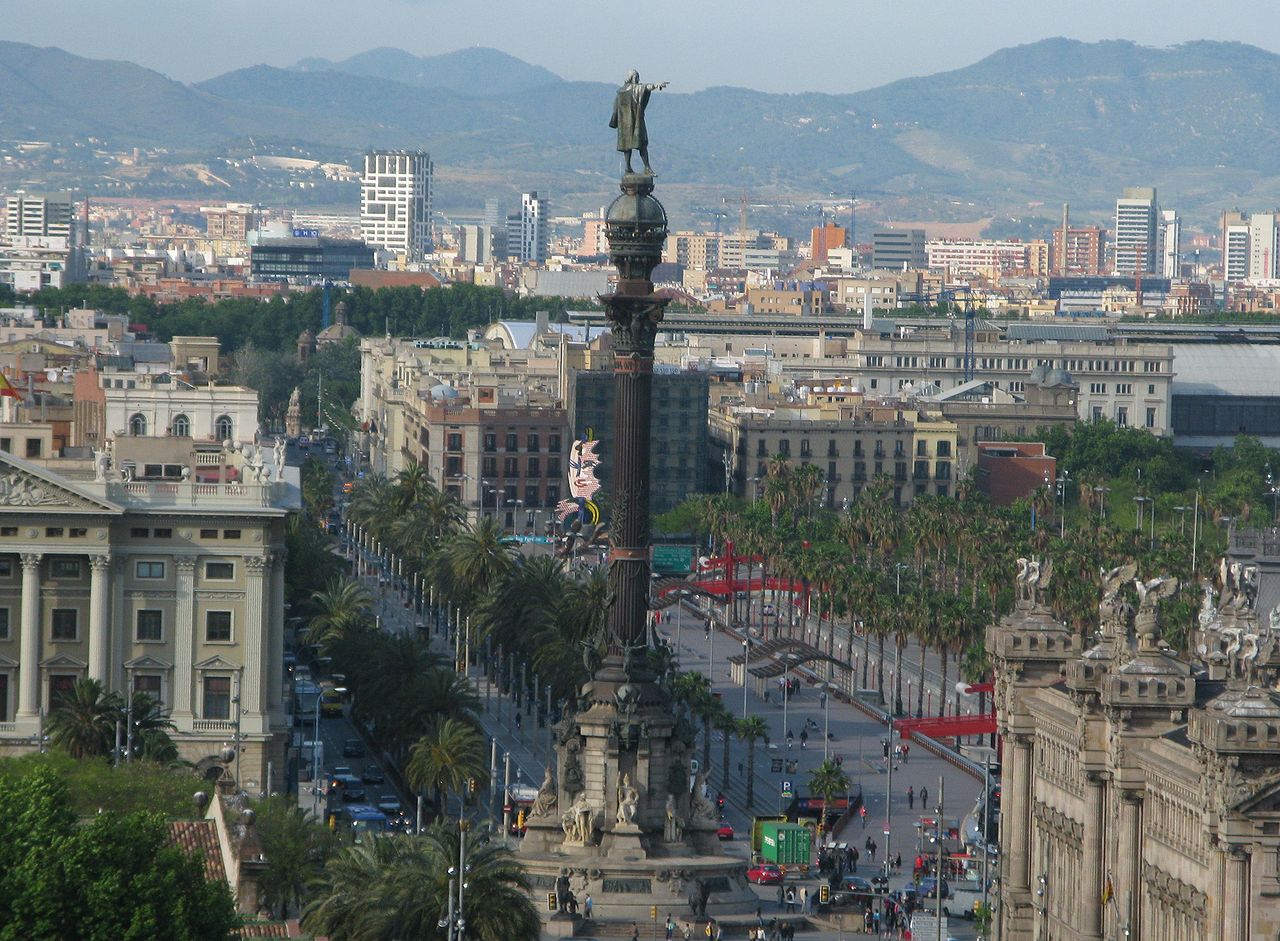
[5, 38, 1280, 220]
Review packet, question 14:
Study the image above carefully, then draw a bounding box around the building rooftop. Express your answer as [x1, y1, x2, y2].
[1170, 344, 1280, 397]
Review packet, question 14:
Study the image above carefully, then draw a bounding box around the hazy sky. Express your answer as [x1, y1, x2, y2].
[5, 0, 1280, 92]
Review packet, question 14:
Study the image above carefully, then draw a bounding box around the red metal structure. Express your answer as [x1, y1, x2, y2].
[892, 683, 995, 740]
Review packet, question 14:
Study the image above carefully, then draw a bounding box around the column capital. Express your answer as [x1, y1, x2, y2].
[267, 548, 287, 569]
[243, 554, 267, 575]
[1009, 731, 1035, 748]
[89, 553, 112, 573]
[20, 552, 41, 570]
[1120, 787, 1144, 805]
[1225, 843, 1251, 860]
[174, 556, 198, 575]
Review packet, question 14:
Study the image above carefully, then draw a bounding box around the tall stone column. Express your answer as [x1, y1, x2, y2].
[172, 556, 197, 718]
[17, 553, 42, 718]
[87, 554, 112, 684]
[601, 174, 669, 661]
[1117, 789, 1144, 937]
[1006, 732, 1033, 893]
[1082, 772, 1106, 940]
[269, 550, 286, 715]
[1222, 846, 1249, 941]
[243, 554, 266, 717]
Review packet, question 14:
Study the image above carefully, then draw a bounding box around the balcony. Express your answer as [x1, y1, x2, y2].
[192, 718, 237, 733]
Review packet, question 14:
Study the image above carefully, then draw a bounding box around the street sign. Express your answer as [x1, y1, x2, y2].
[781, 780, 793, 798]
[652, 544, 696, 575]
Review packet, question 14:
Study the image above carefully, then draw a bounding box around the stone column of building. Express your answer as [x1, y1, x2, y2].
[269, 550, 286, 715]
[110, 557, 126, 691]
[1117, 789, 1144, 936]
[1222, 846, 1249, 941]
[172, 556, 197, 718]
[87, 554, 111, 683]
[1006, 732, 1034, 894]
[1082, 772, 1107, 941]
[243, 554, 266, 717]
[17, 553, 42, 718]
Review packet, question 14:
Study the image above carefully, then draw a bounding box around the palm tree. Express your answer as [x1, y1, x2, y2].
[737, 716, 769, 810]
[47, 678, 119, 759]
[715, 709, 737, 793]
[253, 794, 336, 918]
[405, 718, 489, 817]
[118, 691, 178, 763]
[437, 517, 516, 607]
[306, 578, 372, 651]
[808, 759, 851, 839]
[301, 824, 540, 941]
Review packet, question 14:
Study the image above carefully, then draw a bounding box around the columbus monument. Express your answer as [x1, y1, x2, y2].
[520, 74, 757, 931]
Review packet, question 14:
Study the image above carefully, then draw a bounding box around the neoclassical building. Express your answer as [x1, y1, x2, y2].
[0, 439, 298, 791]
[990, 545, 1280, 941]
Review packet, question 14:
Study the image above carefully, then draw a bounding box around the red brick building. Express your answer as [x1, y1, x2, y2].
[975, 442, 1056, 506]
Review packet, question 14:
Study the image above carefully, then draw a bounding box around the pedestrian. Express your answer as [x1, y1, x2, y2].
[894, 852, 902, 873]
[799, 728, 808, 749]
[907, 785, 914, 809]
[666, 914, 675, 940]
[851, 846, 860, 871]
[920, 786, 928, 808]
[705, 617, 711, 639]
[786, 729, 794, 749]
[768, 918, 780, 941]
[863, 907, 874, 933]
[777, 884, 785, 909]
[631, 923, 640, 941]
[514, 711, 522, 732]
[682, 925, 692, 941]
[902, 743, 909, 764]
[865, 835, 873, 854]
[860, 805, 868, 828]
[584, 894, 593, 919]
[785, 886, 796, 913]
[799, 886, 807, 911]
[869, 839, 877, 862]
[714, 921, 723, 941]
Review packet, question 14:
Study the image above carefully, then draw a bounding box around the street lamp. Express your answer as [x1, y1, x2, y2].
[1055, 471, 1069, 538]
[1092, 485, 1111, 523]
[1133, 495, 1151, 536]
[1267, 463, 1279, 525]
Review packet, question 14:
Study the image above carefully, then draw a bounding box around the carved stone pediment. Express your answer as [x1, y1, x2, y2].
[39, 653, 87, 668]
[0, 452, 122, 515]
[192, 655, 240, 672]
[1230, 773, 1280, 816]
[124, 654, 173, 671]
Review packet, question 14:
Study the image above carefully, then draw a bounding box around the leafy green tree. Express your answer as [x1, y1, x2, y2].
[0, 765, 237, 940]
[252, 795, 337, 919]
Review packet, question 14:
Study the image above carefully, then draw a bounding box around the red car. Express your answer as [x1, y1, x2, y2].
[717, 823, 734, 841]
[746, 864, 784, 885]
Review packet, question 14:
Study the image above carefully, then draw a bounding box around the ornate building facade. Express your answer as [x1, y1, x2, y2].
[990, 549, 1280, 940]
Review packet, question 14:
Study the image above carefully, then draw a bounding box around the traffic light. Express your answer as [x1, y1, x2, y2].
[651, 906, 658, 919]
[548, 893, 558, 912]
[820, 884, 830, 905]
[517, 809, 526, 830]
[467, 777, 477, 796]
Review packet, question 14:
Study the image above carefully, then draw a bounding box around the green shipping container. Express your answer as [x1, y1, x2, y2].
[759, 822, 812, 867]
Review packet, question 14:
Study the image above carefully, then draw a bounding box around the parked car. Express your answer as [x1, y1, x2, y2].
[746, 864, 785, 885]
[843, 875, 876, 894]
[918, 877, 951, 900]
[716, 823, 735, 841]
[342, 738, 365, 758]
[818, 889, 874, 913]
[361, 765, 385, 785]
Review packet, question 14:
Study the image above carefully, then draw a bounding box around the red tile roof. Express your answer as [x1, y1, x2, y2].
[167, 819, 226, 884]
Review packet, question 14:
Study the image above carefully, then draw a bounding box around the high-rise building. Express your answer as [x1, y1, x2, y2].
[1248, 212, 1279, 281]
[4, 192, 74, 241]
[1222, 211, 1251, 283]
[871, 228, 927, 270]
[506, 191, 548, 264]
[1050, 226, 1106, 276]
[809, 222, 847, 265]
[1159, 209, 1181, 279]
[360, 150, 433, 261]
[458, 225, 505, 265]
[1114, 186, 1158, 274]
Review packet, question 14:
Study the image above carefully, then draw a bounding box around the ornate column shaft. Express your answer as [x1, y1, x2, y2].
[1222, 847, 1249, 941]
[243, 554, 266, 716]
[1117, 789, 1143, 936]
[1006, 732, 1033, 893]
[1082, 772, 1106, 941]
[172, 556, 196, 717]
[602, 175, 668, 659]
[269, 550, 286, 714]
[87, 554, 111, 684]
[17, 553, 42, 718]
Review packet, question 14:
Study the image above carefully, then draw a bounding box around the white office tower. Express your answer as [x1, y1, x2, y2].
[1159, 209, 1180, 279]
[1222, 212, 1250, 283]
[507, 191, 548, 264]
[1248, 212, 1280, 282]
[4, 192, 74, 241]
[360, 151, 433, 262]
[1113, 187, 1158, 274]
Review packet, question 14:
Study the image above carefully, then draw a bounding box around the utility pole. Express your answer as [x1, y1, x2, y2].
[935, 776, 945, 941]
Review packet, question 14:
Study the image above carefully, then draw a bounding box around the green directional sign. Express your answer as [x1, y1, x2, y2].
[651, 544, 696, 575]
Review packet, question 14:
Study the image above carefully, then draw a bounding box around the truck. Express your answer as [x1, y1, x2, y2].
[758, 821, 812, 871]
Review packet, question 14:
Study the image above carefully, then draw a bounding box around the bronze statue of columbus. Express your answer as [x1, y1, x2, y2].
[609, 70, 668, 175]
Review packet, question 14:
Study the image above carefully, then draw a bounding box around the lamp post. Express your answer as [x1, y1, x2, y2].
[1268, 464, 1279, 525]
[1173, 504, 1191, 537]
[1092, 485, 1111, 523]
[1055, 471, 1068, 538]
[1133, 495, 1151, 539]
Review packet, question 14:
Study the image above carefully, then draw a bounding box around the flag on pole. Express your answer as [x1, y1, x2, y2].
[0, 373, 23, 400]
[1101, 876, 1113, 906]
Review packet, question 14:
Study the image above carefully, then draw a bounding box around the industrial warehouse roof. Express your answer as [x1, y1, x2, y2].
[1002, 323, 1113, 342]
[1171, 344, 1280, 397]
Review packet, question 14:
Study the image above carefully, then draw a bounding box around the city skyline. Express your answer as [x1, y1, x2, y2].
[5, 0, 1280, 92]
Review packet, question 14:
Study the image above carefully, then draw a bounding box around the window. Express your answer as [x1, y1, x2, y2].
[481, 456, 497, 477]
[503, 457, 519, 477]
[136, 609, 163, 641]
[778, 439, 790, 457]
[446, 432, 462, 451]
[205, 562, 234, 580]
[133, 674, 162, 705]
[1146, 407, 1157, 429]
[756, 440, 767, 457]
[527, 433, 540, 452]
[525, 485, 540, 508]
[45, 527, 64, 538]
[222, 530, 240, 540]
[1117, 406, 1128, 427]
[50, 559, 80, 578]
[547, 457, 561, 477]
[1148, 384, 1155, 395]
[799, 439, 811, 458]
[0, 528, 14, 537]
[69, 528, 86, 538]
[505, 433, 518, 452]
[916, 440, 928, 457]
[446, 455, 462, 477]
[546, 484, 560, 505]
[549, 433, 561, 452]
[1116, 383, 1132, 396]
[25, 438, 41, 458]
[0, 607, 8, 639]
[131, 527, 149, 538]
[214, 415, 233, 441]
[202, 676, 231, 719]
[527, 457, 541, 478]
[136, 561, 165, 579]
[49, 674, 76, 708]
[171, 414, 190, 437]
[0, 560, 10, 577]
[0, 438, 9, 453]
[200, 529, 218, 539]
[1089, 383, 1107, 395]
[827, 440, 838, 458]
[0, 673, 6, 722]
[153, 528, 172, 539]
[483, 432, 497, 452]
[205, 610, 232, 642]
[51, 608, 78, 641]
[129, 413, 147, 436]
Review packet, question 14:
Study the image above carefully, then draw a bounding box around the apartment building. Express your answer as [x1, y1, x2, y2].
[663, 231, 720, 270]
[1050, 226, 1106, 276]
[1114, 186, 1158, 274]
[871, 229, 926, 270]
[507, 192, 548, 265]
[4, 192, 73, 241]
[360, 150, 433, 262]
[925, 239, 1043, 276]
[745, 282, 830, 317]
[1222, 211, 1251, 283]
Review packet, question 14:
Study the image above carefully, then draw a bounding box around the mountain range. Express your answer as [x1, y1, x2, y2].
[3, 39, 1280, 224]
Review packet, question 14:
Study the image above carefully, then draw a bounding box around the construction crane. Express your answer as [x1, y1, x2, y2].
[937, 286, 977, 381]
